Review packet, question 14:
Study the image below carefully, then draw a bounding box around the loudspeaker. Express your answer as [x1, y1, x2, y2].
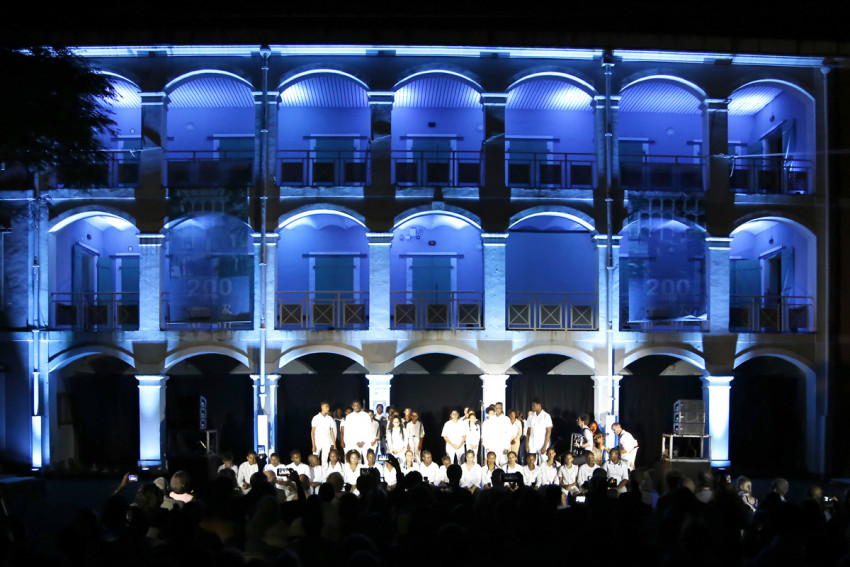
[673, 422, 705, 435]
[674, 399, 704, 413]
[655, 459, 711, 488]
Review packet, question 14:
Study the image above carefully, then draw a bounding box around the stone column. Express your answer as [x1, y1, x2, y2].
[250, 374, 269, 453]
[266, 375, 280, 453]
[254, 91, 277, 187]
[368, 91, 394, 192]
[137, 375, 168, 467]
[481, 374, 508, 409]
[704, 99, 732, 234]
[594, 234, 622, 332]
[367, 233, 393, 330]
[366, 374, 393, 411]
[592, 375, 622, 447]
[482, 93, 507, 196]
[707, 237, 732, 333]
[702, 375, 733, 467]
[138, 234, 163, 330]
[139, 92, 167, 193]
[482, 233, 508, 331]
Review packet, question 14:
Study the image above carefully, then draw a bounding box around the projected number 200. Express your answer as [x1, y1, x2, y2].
[187, 278, 233, 297]
[645, 278, 690, 298]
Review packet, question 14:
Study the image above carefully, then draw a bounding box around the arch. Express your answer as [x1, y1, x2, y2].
[391, 344, 484, 373]
[393, 69, 483, 93]
[620, 74, 707, 102]
[98, 71, 141, 91]
[620, 346, 707, 375]
[733, 347, 813, 372]
[162, 211, 253, 233]
[277, 204, 368, 231]
[278, 68, 369, 93]
[620, 215, 707, 236]
[730, 214, 815, 239]
[507, 71, 597, 99]
[49, 207, 137, 233]
[392, 204, 481, 231]
[164, 69, 254, 94]
[164, 345, 251, 371]
[49, 345, 136, 373]
[508, 206, 597, 233]
[728, 78, 815, 106]
[506, 345, 596, 374]
[278, 344, 366, 370]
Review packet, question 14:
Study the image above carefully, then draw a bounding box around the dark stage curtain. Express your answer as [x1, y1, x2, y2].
[390, 374, 482, 458]
[276, 374, 368, 458]
[618, 375, 702, 466]
[67, 374, 139, 467]
[506, 374, 593, 455]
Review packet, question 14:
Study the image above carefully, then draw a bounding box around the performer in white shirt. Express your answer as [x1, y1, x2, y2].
[418, 450, 440, 485]
[323, 448, 344, 479]
[311, 402, 337, 465]
[435, 455, 452, 486]
[482, 451, 502, 488]
[576, 451, 601, 489]
[522, 453, 541, 488]
[483, 404, 511, 466]
[611, 422, 639, 470]
[307, 453, 324, 495]
[405, 412, 425, 461]
[237, 451, 259, 494]
[558, 452, 580, 505]
[575, 414, 594, 459]
[537, 447, 560, 487]
[603, 448, 630, 493]
[465, 412, 481, 462]
[386, 415, 407, 460]
[342, 400, 374, 461]
[263, 453, 287, 491]
[508, 410, 524, 463]
[526, 398, 553, 461]
[441, 409, 467, 465]
[459, 450, 483, 492]
[401, 450, 417, 475]
[342, 450, 364, 494]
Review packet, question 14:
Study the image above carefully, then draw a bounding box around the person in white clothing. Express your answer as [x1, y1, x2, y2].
[311, 402, 337, 465]
[307, 453, 324, 495]
[603, 448, 630, 493]
[526, 398, 553, 461]
[217, 452, 238, 476]
[508, 410, 523, 463]
[576, 451, 600, 489]
[537, 447, 560, 487]
[558, 452, 580, 505]
[323, 448, 344, 479]
[383, 458, 398, 490]
[611, 422, 639, 469]
[237, 451, 259, 494]
[482, 451, 502, 488]
[459, 450, 483, 492]
[435, 455, 452, 486]
[401, 450, 417, 475]
[418, 450, 440, 485]
[522, 453, 540, 488]
[483, 404, 511, 466]
[386, 415, 407, 460]
[263, 453, 287, 491]
[342, 400, 374, 461]
[441, 409, 467, 464]
[465, 412, 481, 462]
[575, 414, 594, 458]
[342, 450, 364, 494]
[405, 412, 425, 461]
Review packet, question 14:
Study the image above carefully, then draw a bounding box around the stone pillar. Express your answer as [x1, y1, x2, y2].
[704, 99, 732, 233]
[367, 233, 393, 330]
[366, 374, 393, 411]
[482, 233, 508, 331]
[482, 93, 507, 196]
[592, 375, 622, 447]
[138, 234, 163, 330]
[266, 375, 280, 454]
[137, 375, 168, 467]
[368, 91, 394, 192]
[594, 234, 622, 332]
[254, 91, 277, 188]
[250, 374, 272, 453]
[706, 237, 732, 333]
[139, 92, 167, 193]
[702, 375, 733, 467]
[481, 374, 508, 409]
[593, 94, 621, 220]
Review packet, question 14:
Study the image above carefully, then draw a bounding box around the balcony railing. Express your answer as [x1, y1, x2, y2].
[730, 295, 814, 333]
[391, 150, 483, 186]
[50, 292, 139, 330]
[276, 149, 370, 186]
[51, 149, 141, 188]
[390, 291, 484, 330]
[276, 291, 369, 330]
[161, 293, 253, 330]
[620, 155, 704, 192]
[506, 152, 596, 189]
[506, 292, 598, 330]
[729, 154, 812, 195]
[164, 150, 253, 188]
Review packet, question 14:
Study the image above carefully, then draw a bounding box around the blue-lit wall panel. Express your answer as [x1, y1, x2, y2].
[506, 109, 595, 154]
[728, 91, 811, 156]
[391, 107, 484, 153]
[277, 221, 369, 292]
[506, 232, 596, 294]
[99, 106, 142, 147]
[277, 107, 371, 150]
[618, 112, 703, 156]
[167, 107, 255, 151]
[730, 222, 813, 298]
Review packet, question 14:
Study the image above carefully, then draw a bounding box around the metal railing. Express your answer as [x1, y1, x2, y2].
[619, 303, 709, 332]
[506, 152, 596, 189]
[276, 291, 369, 330]
[506, 292, 598, 330]
[729, 154, 812, 195]
[729, 295, 814, 333]
[391, 150, 483, 186]
[276, 149, 371, 186]
[160, 293, 253, 330]
[390, 291, 484, 330]
[50, 292, 140, 330]
[164, 150, 253, 188]
[619, 154, 704, 192]
[52, 148, 141, 188]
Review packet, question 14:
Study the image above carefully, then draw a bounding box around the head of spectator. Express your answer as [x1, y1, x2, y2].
[264, 470, 277, 484]
[134, 483, 164, 513]
[170, 470, 192, 496]
[153, 476, 169, 494]
[772, 477, 790, 499]
[447, 464, 462, 487]
[325, 472, 344, 493]
[664, 469, 685, 493]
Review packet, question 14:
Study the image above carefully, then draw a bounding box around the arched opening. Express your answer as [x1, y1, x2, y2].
[49, 213, 140, 330]
[506, 354, 594, 458]
[390, 212, 483, 329]
[165, 72, 255, 188]
[618, 78, 705, 192]
[728, 81, 815, 194]
[277, 72, 371, 187]
[505, 75, 596, 189]
[51, 355, 138, 470]
[276, 353, 368, 458]
[619, 355, 704, 465]
[162, 213, 254, 330]
[730, 218, 816, 333]
[391, 72, 484, 186]
[731, 356, 808, 474]
[619, 217, 707, 331]
[276, 211, 369, 330]
[390, 353, 483, 460]
[506, 213, 598, 330]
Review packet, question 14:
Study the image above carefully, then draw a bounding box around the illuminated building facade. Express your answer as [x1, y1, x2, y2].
[0, 44, 839, 475]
